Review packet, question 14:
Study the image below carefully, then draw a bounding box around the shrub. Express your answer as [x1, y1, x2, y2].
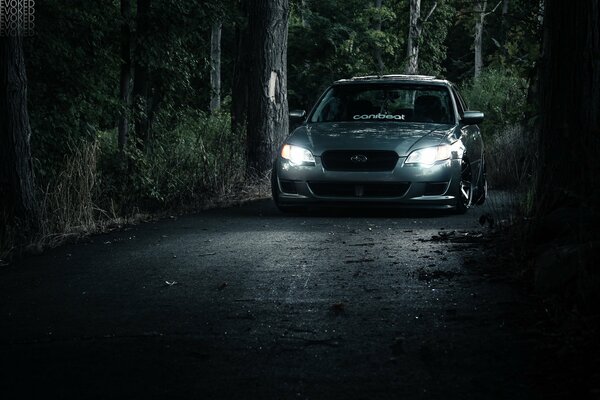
[461, 68, 528, 136]
[485, 124, 536, 190]
[3, 111, 252, 256]
[95, 110, 247, 211]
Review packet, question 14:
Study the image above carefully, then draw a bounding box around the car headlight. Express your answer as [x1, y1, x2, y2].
[405, 144, 452, 166]
[281, 144, 315, 166]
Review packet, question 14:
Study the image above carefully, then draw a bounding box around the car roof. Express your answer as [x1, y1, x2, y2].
[333, 74, 451, 87]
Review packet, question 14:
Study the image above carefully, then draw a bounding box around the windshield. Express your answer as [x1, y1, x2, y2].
[310, 84, 454, 124]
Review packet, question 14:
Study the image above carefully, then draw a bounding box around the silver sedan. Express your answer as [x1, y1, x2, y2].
[272, 75, 487, 213]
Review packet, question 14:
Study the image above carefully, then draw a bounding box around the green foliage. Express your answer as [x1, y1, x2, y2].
[25, 0, 120, 182]
[443, 0, 542, 82]
[288, 0, 405, 110]
[461, 67, 534, 190]
[2, 0, 545, 257]
[486, 0, 542, 75]
[97, 111, 244, 211]
[419, 0, 455, 76]
[460, 67, 528, 136]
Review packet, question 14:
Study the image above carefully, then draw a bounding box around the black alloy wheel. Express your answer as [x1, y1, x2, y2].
[455, 159, 473, 214]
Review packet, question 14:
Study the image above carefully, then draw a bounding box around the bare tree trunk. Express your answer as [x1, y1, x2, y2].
[374, 0, 385, 74]
[500, 0, 510, 55]
[535, 0, 600, 213]
[300, 0, 307, 27]
[474, 1, 487, 79]
[405, 0, 421, 74]
[232, 0, 249, 135]
[118, 0, 132, 151]
[0, 36, 38, 234]
[132, 0, 151, 145]
[246, 0, 290, 177]
[210, 21, 222, 113]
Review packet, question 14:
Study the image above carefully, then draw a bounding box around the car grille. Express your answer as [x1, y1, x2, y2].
[424, 182, 449, 196]
[308, 182, 410, 198]
[321, 150, 399, 172]
[279, 180, 298, 194]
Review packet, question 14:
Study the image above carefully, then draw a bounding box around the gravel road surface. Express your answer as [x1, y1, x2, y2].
[1, 192, 544, 399]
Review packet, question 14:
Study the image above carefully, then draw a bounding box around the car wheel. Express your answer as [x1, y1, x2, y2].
[475, 174, 487, 205]
[455, 159, 473, 214]
[271, 167, 304, 214]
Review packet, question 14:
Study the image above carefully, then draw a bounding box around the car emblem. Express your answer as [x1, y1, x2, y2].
[350, 154, 368, 163]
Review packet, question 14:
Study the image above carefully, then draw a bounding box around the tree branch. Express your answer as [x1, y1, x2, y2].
[423, 1, 438, 23]
[484, 0, 503, 17]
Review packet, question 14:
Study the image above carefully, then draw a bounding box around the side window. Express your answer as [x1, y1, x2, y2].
[451, 87, 465, 117]
[455, 87, 469, 110]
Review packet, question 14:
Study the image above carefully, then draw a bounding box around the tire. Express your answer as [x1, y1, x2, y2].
[455, 159, 473, 214]
[475, 176, 487, 205]
[474, 159, 487, 205]
[271, 166, 304, 214]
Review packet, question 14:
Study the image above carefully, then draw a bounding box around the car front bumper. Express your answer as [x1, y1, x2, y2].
[274, 156, 462, 209]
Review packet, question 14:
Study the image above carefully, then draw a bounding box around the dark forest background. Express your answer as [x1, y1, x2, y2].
[1, 0, 599, 321]
[1, 0, 541, 247]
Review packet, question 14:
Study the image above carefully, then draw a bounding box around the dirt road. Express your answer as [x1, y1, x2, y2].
[1, 193, 544, 399]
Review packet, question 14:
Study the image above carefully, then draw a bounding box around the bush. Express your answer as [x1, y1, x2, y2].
[461, 68, 535, 191]
[139, 110, 245, 207]
[4, 111, 252, 256]
[485, 125, 535, 190]
[96, 110, 246, 211]
[39, 141, 99, 237]
[461, 68, 528, 136]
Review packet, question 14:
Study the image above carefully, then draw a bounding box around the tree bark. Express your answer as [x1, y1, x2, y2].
[246, 0, 290, 177]
[118, 0, 132, 151]
[231, 0, 249, 135]
[502, 0, 509, 20]
[500, 0, 510, 56]
[405, 0, 421, 74]
[0, 36, 38, 234]
[374, 0, 385, 74]
[535, 0, 600, 213]
[210, 21, 222, 114]
[474, 0, 487, 79]
[300, 0, 308, 28]
[132, 0, 151, 145]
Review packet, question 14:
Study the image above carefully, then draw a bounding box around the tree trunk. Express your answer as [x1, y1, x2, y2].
[500, 0, 510, 56]
[405, 0, 421, 74]
[0, 36, 38, 234]
[374, 0, 385, 74]
[246, 0, 290, 177]
[300, 0, 308, 27]
[132, 0, 151, 145]
[474, 0, 487, 79]
[210, 21, 222, 114]
[502, 0, 509, 21]
[231, 0, 249, 135]
[118, 0, 132, 151]
[535, 0, 600, 213]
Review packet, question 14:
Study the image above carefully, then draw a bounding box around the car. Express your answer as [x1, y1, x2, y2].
[272, 74, 487, 213]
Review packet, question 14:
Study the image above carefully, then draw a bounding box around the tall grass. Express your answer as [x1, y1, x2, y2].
[39, 141, 99, 240]
[486, 125, 536, 190]
[1, 111, 266, 258]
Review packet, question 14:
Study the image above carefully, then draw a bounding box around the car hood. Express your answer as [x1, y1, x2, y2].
[287, 122, 456, 157]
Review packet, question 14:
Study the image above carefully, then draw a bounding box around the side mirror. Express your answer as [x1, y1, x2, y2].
[461, 111, 484, 125]
[289, 110, 306, 120]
